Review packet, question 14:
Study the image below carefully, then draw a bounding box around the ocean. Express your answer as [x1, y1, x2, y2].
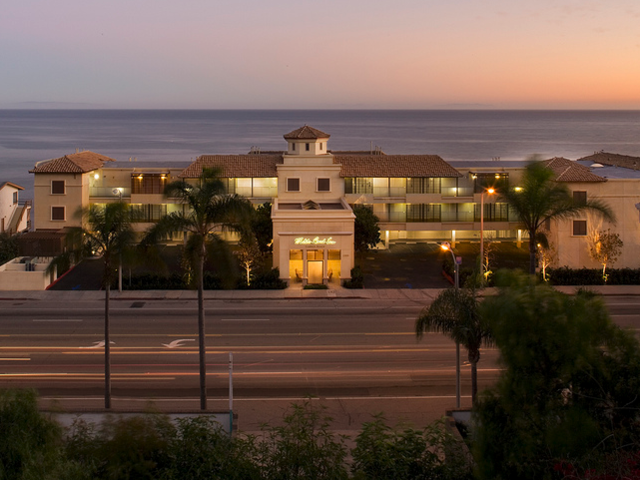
[1, 109, 640, 199]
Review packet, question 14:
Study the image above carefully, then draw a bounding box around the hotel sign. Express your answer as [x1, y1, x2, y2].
[294, 236, 337, 246]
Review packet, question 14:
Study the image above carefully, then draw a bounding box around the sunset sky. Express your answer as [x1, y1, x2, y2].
[2, 0, 639, 109]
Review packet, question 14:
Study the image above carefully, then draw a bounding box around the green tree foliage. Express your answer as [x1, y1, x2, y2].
[588, 228, 623, 283]
[0, 390, 84, 480]
[353, 205, 381, 253]
[0, 232, 18, 265]
[351, 415, 473, 480]
[168, 416, 260, 480]
[48, 202, 139, 409]
[256, 400, 350, 480]
[143, 167, 253, 410]
[498, 160, 615, 274]
[252, 202, 273, 253]
[5, 390, 478, 480]
[416, 286, 493, 403]
[473, 271, 640, 480]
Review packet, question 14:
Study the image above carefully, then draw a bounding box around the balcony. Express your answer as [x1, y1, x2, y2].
[90, 187, 132, 198]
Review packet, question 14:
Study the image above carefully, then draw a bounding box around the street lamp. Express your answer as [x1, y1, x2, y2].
[441, 241, 461, 408]
[480, 187, 495, 278]
[441, 241, 459, 289]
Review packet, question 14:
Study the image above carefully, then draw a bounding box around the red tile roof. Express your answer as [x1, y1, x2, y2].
[180, 153, 461, 179]
[29, 151, 116, 174]
[283, 125, 330, 140]
[179, 155, 282, 178]
[335, 155, 462, 178]
[543, 157, 607, 183]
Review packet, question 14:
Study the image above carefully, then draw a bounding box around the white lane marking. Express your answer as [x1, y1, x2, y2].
[79, 341, 116, 349]
[220, 318, 270, 322]
[162, 339, 195, 349]
[33, 319, 83, 322]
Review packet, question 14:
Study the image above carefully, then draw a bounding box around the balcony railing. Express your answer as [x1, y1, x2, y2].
[90, 187, 132, 198]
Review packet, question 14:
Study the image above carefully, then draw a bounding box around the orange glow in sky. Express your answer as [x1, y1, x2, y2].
[1, 0, 639, 109]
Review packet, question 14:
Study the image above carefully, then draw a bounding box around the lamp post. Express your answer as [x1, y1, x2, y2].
[441, 241, 460, 407]
[479, 187, 495, 279]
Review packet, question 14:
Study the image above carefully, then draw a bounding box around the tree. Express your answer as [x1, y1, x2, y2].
[0, 231, 18, 265]
[481, 232, 496, 283]
[415, 285, 493, 404]
[142, 168, 253, 410]
[252, 202, 273, 253]
[474, 271, 640, 480]
[235, 234, 263, 286]
[0, 389, 85, 479]
[49, 202, 138, 409]
[498, 160, 615, 274]
[351, 415, 473, 480]
[353, 205, 381, 253]
[256, 399, 349, 480]
[538, 240, 557, 282]
[588, 228, 623, 283]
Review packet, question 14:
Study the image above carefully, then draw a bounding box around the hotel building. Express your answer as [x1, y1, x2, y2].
[27, 126, 640, 285]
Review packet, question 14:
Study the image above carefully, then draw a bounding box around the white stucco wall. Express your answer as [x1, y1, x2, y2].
[0, 257, 56, 290]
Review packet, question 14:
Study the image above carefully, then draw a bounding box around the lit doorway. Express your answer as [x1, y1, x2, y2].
[308, 260, 323, 284]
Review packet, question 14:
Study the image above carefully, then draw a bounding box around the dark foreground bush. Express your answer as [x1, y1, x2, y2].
[3, 390, 474, 480]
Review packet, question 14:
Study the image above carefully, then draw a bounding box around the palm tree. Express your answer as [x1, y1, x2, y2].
[416, 286, 492, 404]
[143, 168, 253, 410]
[500, 160, 615, 274]
[49, 202, 139, 409]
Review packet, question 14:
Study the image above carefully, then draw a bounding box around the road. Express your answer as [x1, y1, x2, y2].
[1, 294, 639, 430]
[0, 297, 502, 398]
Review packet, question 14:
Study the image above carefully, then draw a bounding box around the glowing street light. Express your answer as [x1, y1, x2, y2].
[441, 241, 461, 407]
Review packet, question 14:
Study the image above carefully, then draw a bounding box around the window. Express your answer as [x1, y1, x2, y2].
[131, 174, 167, 194]
[305, 143, 310, 151]
[51, 180, 65, 195]
[12, 192, 18, 204]
[317, 178, 330, 192]
[573, 220, 587, 236]
[345, 177, 373, 194]
[292, 143, 296, 151]
[573, 191, 587, 204]
[287, 178, 300, 192]
[320, 143, 323, 151]
[51, 206, 65, 221]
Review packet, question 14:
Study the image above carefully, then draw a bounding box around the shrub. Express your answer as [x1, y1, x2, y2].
[343, 266, 364, 289]
[351, 415, 473, 480]
[237, 268, 287, 290]
[544, 267, 640, 286]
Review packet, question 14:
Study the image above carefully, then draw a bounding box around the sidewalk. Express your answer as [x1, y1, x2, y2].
[2, 284, 640, 302]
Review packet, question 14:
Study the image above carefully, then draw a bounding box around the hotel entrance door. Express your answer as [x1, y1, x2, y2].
[308, 260, 323, 284]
